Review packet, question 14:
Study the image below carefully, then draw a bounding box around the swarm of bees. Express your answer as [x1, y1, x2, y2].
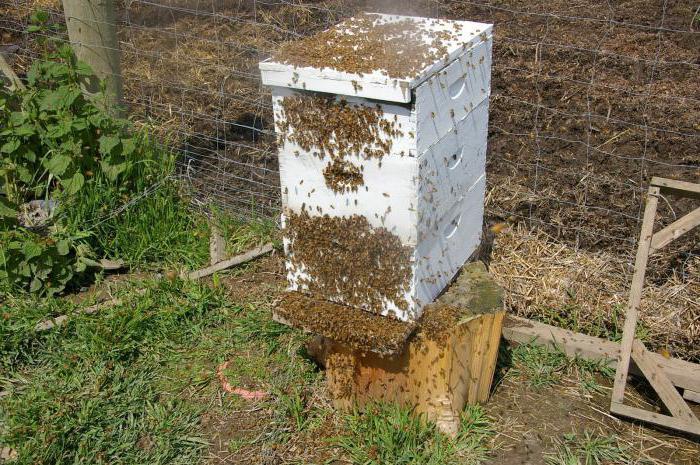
[284, 209, 413, 318]
[271, 13, 463, 79]
[277, 94, 402, 161]
[322, 159, 364, 193]
[277, 291, 415, 355]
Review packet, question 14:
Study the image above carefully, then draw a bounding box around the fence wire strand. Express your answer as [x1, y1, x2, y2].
[2, 0, 698, 251]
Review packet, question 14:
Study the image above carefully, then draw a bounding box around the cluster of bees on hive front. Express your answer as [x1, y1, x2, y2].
[279, 291, 411, 355]
[322, 159, 364, 193]
[272, 13, 464, 80]
[284, 209, 413, 319]
[277, 94, 403, 192]
[277, 94, 402, 159]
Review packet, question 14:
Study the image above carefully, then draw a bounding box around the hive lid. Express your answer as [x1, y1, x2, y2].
[259, 13, 493, 103]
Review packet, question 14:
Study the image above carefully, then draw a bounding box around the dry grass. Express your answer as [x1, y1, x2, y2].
[490, 224, 699, 362]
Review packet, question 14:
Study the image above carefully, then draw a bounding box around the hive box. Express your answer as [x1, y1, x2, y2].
[260, 13, 493, 322]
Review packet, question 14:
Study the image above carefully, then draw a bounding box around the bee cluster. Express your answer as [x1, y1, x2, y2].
[260, 13, 493, 328]
[273, 13, 463, 79]
[284, 209, 413, 317]
[322, 159, 364, 193]
[276, 291, 415, 356]
[276, 94, 402, 159]
[276, 94, 404, 192]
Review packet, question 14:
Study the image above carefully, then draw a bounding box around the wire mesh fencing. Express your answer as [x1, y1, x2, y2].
[2, 0, 698, 357]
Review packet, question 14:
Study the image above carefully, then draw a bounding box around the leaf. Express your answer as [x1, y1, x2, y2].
[74, 61, 94, 77]
[39, 86, 81, 112]
[29, 277, 43, 292]
[0, 196, 18, 218]
[99, 160, 127, 181]
[121, 137, 136, 156]
[30, 9, 49, 24]
[99, 135, 121, 156]
[1, 138, 21, 154]
[44, 154, 71, 176]
[12, 124, 36, 137]
[22, 241, 43, 260]
[61, 172, 84, 195]
[56, 239, 70, 256]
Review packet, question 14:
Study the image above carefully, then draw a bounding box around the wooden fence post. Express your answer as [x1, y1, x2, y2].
[61, 0, 123, 116]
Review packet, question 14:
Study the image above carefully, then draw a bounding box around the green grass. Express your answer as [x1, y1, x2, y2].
[506, 343, 614, 392]
[212, 207, 279, 256]
[333, 403, 493, 465]
[532, 302, 651, 345]
[544, 431, 630, 465]
[0, 275, 317, 464]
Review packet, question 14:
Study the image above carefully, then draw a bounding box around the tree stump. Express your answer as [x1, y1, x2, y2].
[304, 262, 505, 436]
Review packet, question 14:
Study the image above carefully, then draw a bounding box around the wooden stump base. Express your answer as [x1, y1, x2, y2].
[307, 262, 505, 436]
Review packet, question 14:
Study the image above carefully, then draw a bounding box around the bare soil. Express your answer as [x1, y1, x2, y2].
[216, 255, 700, 464]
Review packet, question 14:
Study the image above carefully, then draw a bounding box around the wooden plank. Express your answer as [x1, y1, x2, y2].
[185, 243, 274, 280]
[477, 311, 504, 403]
[502, 315, 700, 393]
[650, 207, 700, 252]
[651, 177, 700, 200]
[611, 402, 700, 436]
[684, 389, 700, 404]
[630, 340, 698, 423]
[612, 186, 660, 404]
[466, 315, 489, 403]
[209, 223, 226, 265]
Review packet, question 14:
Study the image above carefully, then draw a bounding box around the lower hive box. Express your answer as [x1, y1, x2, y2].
[279, 99, 489, 322]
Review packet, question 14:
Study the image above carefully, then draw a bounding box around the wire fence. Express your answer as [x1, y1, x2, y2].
[3, 2, 698, 309]
[3, 0, 698, 250]
[3, 1, 697, 232]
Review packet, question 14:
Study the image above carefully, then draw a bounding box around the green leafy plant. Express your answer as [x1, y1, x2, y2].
[0, 44, 145, 208]
[334, 403, 493, 465]
[0, 227, 97, 296]
[0, 45, 165, 295]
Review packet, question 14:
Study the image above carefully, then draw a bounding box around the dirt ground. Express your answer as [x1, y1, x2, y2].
[204, 255, 700, 464]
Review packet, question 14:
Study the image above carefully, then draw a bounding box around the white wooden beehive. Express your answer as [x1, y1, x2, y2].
[260, 13, 493, 322]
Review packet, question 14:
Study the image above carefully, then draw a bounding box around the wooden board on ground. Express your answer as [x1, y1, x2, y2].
[501, 315, 700, 393]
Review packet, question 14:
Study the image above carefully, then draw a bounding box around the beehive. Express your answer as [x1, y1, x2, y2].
[260, 13, 493, 322]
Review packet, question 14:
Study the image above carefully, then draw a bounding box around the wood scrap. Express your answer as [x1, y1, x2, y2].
[34, 298, 122, 332]
[0, 53, 24, 91]
[610, 177, 700, 436]
[502, 315, 700, 393]
[184, 243, 274, 280]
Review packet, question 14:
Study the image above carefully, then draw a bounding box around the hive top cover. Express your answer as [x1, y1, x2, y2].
[259, 13, 493, 103]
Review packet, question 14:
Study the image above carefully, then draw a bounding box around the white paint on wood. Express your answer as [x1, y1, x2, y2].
[259, 13, 493, 103]
[264, 14, 492, 321]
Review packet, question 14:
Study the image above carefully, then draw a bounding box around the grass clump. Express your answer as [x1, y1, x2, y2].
[507, 343, 614, 392]
[545, 431, 630, 465]
[0, 278, 230, 463]
[334, 403, 493, 465]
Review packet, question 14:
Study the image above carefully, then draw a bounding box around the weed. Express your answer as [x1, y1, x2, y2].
[544, 431, 630, 465]
[456, 405, 494, 463]
[212, 206, 279, 255]
[0, 278, 227, 463]
[275, 387, 310, 431]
